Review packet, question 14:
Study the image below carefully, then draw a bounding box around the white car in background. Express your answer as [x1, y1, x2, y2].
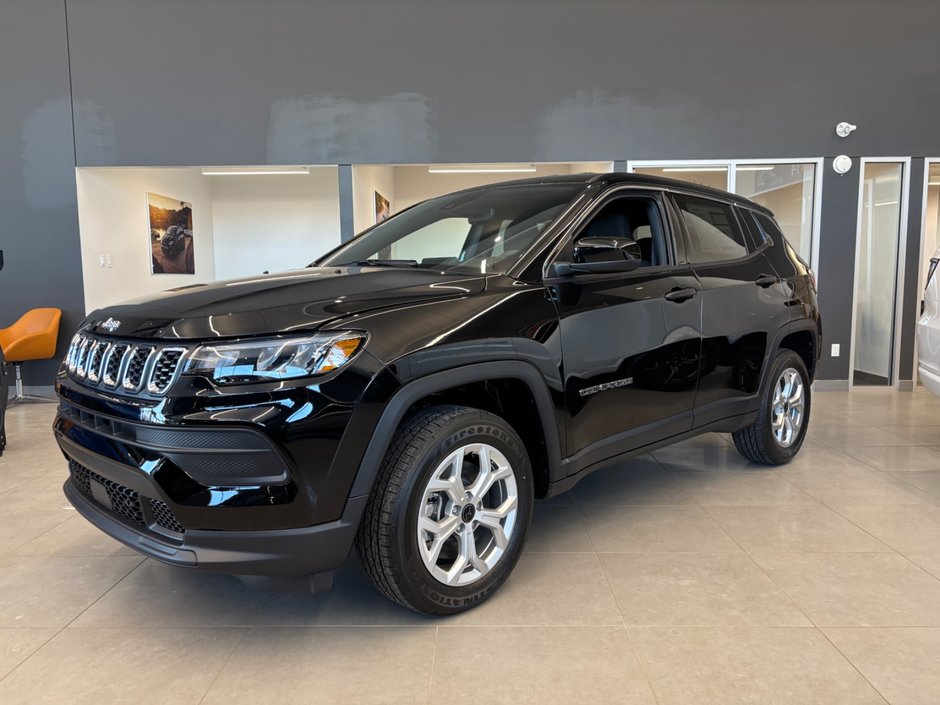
[918, 247, 940, 397]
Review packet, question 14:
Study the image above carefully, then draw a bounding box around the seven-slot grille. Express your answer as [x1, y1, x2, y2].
[65, 334, 188, 396]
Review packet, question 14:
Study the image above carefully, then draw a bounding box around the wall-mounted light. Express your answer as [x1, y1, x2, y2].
[201, 167, 311, 176]
[835, 122, 857, 138]
[832, 155, 853, 174]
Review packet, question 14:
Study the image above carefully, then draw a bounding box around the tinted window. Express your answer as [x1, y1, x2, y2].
[674, 195, 748, 263]
[577, 196, 668, 267]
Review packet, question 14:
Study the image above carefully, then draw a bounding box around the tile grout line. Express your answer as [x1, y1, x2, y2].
[424, 625, 438, 705]
[195, 625, 252, 705]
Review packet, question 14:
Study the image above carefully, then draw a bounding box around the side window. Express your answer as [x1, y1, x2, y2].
[674, 194, 748, 263]
[576, 195, 669, 267]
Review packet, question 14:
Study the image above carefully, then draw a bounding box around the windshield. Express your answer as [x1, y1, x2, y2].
[318, 183, 586, 275]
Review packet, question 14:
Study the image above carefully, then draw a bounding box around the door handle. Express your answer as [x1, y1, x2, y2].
[664, 286, 697, 303]
[755, 273, 780, 287]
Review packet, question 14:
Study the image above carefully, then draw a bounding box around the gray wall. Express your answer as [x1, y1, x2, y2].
[4, 0, 940, 384]
[0, 0, 83, 385]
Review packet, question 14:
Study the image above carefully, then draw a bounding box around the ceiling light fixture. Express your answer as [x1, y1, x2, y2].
[661, 167, 727, 173]
[929, 181, 940, 186]
[201, 167, 311, 176]
[874, 200, 899, 207]
[735, 166, 775, 171]
[428, 165, 537, 174]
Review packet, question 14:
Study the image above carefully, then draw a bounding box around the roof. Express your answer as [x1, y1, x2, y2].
[460, 171, 774, 216]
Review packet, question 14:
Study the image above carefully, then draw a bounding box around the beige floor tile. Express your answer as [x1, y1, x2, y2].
[889, 470, 940, 499]
[805, 425, 919, 448]
[569, 457, 696, 506]
[630, 626, 886, 705]
[878, 425, 940, 445]
[201, 627, 434, 705]
[0, 628, 56, 680]
[907, 554, 940, 580]
[835, 505, 940, 553]
[753, 552, 940, 626]
[13, 514, 139, 557]
[0, 555, 141, 628]
[672, 469, 816, 506]
[706, 504, 891, 553]
[652, 443, 753, 471]
[778, 465, 934, 507]
[848, 445, 940, 471]
[825, 627, 940, 705]
[447, 552, 621, 626]
[600, 553, 810, 626]
[0, 627, 244, 705]
[72, 559, 270, 628]
[256, 562, 436, 627]
[525, 504, 595, 552]
[433, 626, 656, 704]
[581, 504, 741, 553]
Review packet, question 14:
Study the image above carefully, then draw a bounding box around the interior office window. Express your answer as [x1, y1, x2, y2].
[734, 163, 816, 263]
[673, 194, 747, 263]
[577, 196, 667, 267]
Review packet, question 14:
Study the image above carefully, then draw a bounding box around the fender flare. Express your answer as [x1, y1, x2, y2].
[348, 360, 563, 497]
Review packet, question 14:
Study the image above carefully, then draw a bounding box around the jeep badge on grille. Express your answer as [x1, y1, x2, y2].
[101, 318, 121, 333]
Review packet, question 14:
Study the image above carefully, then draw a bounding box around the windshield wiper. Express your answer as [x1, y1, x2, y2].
[353, 259, 419, 268]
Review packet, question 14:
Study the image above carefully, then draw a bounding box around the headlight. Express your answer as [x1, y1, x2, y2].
[183, 331, 366, 384]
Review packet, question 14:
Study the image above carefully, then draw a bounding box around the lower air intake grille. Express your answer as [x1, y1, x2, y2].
[150, 499, 185, 534]
[68, 458, 185, 535]
[69, 459, 145, 527]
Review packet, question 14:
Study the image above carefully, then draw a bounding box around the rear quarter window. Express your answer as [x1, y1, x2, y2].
[673, 194, 748, 264]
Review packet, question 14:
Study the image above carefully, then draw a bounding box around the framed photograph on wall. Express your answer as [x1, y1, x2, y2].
[147, 192, 195, 275]
[374, 191, 391, 224]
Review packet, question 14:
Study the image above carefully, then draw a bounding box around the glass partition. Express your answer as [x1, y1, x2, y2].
[853, 161, 905, 386]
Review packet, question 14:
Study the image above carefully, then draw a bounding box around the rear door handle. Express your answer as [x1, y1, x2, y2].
[664, 286, 697, 303]
[755, 273, 780, 287]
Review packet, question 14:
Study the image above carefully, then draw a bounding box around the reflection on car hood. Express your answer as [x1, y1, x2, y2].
[82, 267, 487, 339]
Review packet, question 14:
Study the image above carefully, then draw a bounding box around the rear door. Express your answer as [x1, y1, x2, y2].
[549, 188, 703, 470]
[669, 192, 791, 427]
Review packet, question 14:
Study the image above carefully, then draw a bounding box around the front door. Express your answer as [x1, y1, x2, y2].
[548, 190, 703, 472]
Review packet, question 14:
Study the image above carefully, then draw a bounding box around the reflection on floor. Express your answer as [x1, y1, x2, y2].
[1, 389, 940, 704]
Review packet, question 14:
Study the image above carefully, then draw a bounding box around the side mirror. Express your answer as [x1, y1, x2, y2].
[549, 237, 643, 277]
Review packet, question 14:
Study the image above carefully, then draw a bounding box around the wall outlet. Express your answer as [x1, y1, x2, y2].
[831, 343, 840, 357]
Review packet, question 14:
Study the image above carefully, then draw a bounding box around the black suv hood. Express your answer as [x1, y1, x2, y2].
[83, 267, 487, 339]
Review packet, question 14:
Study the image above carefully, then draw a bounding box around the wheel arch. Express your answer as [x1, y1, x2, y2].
[348, 360, 564, 501]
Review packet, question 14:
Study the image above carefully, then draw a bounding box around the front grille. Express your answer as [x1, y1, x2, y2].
[149, 349, 185, 393]
[64, 335, 188, 397]
[68, 458, 185, 535]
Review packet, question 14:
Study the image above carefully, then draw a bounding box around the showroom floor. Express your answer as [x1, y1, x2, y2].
[1, 390, 939, 704]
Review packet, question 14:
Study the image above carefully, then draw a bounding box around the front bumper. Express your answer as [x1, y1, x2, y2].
[60, 434, 364, 576]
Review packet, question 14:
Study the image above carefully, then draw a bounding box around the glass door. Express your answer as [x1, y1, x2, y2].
[852, 160, 907, 386]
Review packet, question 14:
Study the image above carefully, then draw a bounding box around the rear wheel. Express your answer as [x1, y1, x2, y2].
[356, 405, 533, 615]
[732, 349, 810, 465]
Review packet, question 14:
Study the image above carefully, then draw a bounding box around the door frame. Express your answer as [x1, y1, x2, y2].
[848, 156, 912, 390]
[626, 158, 824, 276]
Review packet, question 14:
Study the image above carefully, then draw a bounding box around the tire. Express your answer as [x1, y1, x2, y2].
[356, 404, 534, 615]
[732, 349, 811, 465]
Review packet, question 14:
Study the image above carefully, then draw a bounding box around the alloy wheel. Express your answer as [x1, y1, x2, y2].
[771, 367, 805, 448]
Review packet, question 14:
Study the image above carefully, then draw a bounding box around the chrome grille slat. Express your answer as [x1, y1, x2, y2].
[64, 335, 187, 397]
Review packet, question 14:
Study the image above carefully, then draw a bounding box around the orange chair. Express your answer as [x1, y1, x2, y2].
[0, 308, 61, 403]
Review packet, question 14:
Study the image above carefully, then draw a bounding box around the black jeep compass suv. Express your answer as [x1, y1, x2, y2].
[54, 173, 820, 614]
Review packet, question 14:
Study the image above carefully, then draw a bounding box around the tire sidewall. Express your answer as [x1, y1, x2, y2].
[392, 412, 533, 615]
[761, 351, 811, 462]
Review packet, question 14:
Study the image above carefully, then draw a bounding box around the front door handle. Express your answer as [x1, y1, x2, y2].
[755, 273, 780, 287]
[664, 286, 697, 303]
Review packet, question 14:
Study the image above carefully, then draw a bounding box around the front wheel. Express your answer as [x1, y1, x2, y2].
[356, 405, 534, 615]
[732, 350, 811, 465]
